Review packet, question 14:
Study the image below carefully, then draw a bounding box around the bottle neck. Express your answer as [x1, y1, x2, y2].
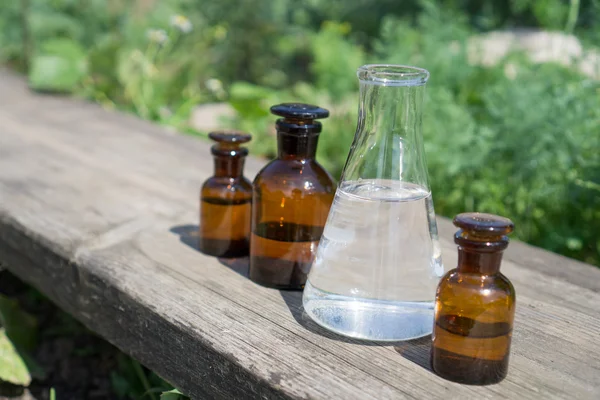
[277, 132, 319, 160]
[213, 156, 245, 178]
[457, 248, 504, 275]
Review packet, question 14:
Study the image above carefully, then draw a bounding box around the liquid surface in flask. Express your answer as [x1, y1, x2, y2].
[303, 179, 443, 341]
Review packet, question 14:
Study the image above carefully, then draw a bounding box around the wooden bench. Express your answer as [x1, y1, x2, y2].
[1, 69, 599, 399]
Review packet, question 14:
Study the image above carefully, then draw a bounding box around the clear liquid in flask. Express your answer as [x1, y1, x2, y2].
[303, 179, 444, 341]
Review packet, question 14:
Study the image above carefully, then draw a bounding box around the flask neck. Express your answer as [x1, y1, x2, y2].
[341, 80, 428, 184]
[277, 132, 319, 160]
[213, 155, 245, 178]
[457, 248, 504, 275]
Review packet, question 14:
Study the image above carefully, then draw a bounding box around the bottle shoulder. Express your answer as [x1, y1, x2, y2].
[254, 159, 336, 194]
[437, 269, 515, 302]
[202, 177, 252, 196]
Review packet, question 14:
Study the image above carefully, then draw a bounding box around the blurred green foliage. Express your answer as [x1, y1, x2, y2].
[0, 0, 598, 265]
[0, 272, 188, 398]
[0, 294, 38, 386]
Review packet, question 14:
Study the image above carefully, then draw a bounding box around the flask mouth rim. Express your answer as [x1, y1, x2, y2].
[357, 64, 429, 87]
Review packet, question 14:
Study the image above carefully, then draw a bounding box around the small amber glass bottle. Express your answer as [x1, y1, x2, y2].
[250, 103, 335, 290]
[199, 131, 252, 258]
[432, 212, 516, 385]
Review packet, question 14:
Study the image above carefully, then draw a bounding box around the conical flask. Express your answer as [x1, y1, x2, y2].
[303, 64, 444, 341]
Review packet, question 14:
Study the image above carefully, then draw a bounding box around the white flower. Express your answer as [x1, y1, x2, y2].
[146, 29, 169, 45]
[205, 78, 223, 93]
[449, 41, 460, 55]
[128, 49, 157, 77]
[170, 15, 193, 33]
[504, 62, 518, 80]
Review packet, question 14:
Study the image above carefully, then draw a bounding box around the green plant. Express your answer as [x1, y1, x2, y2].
[28, 37, 87, 92]
[0, 294, 40, 387]
[0, 273, 189, 399]
[160, 388, 188, 400]
[110, 354, 190, 400]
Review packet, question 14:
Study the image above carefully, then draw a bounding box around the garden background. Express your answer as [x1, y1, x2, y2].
[1, 0, 598, 266]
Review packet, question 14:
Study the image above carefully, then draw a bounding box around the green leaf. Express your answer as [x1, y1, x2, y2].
[20, 351, 47, 381]
[229, 81, 274, 101]
[28, 38, 87, 93]
[0, 328, 31, 386]
[228, 82, 274, 119]
[110, 371, 131, 399]
[0, 295, 44, 383]
[160, 388, 188, 400]
[29, 10, 84, 42]
[566, 237, 583, 251]
[0, 294, 38, 352]
[310, 21, 364, 100]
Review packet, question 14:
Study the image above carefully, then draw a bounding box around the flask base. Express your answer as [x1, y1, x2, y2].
[303, 281, 433, 341]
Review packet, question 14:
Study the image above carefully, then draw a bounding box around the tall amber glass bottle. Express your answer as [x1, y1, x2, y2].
[432, 212, 516, 385]
[250, 103, 335, 289]
[199, 131, 252, 258]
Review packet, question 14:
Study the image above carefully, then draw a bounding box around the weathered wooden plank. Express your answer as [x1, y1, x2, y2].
[1, 69, 599, 399]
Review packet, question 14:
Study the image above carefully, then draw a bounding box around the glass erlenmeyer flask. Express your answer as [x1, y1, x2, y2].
[303, 64, 444, 341]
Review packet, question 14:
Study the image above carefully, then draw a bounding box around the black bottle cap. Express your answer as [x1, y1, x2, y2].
[208, 130, 251, 157]
[270, 103, 329, 135]
[209, 130, 252, 145]
[453, 212, 514, 252]
[454, 213, 514, 237]
[270, 103, 330, 120]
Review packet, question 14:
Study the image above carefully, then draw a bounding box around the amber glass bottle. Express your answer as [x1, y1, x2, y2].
[432, 212, 516, 385]
[199, 131, 252, 258]
[250, 103, 335, 290]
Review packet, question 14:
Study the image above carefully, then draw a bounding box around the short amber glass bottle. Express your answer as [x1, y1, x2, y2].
[432, 212, 516, 385]
[250, 103, 336, 290]
[199, 131, 252, 258]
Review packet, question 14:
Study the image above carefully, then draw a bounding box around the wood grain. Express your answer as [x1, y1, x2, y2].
[1, 70, 599, 399]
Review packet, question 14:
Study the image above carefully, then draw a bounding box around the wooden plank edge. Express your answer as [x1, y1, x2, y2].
[0, 213, 292, 400]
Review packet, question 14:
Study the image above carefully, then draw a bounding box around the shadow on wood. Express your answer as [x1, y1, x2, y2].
[169, 224, 199, 250]
[170, 223, 432, 354]
[170, 224, 250, 278]
[217, 257, 250, 278]
[394, 335, 433, 372]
